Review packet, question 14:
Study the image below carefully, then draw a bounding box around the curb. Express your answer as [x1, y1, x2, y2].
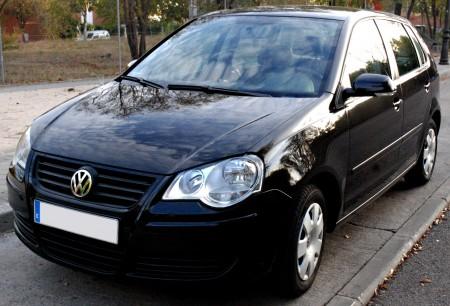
[327, 177, 450, 306]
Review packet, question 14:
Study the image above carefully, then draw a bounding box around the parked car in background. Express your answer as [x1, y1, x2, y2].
[7, 7, 440, 298]
[86, 30, 110, 40]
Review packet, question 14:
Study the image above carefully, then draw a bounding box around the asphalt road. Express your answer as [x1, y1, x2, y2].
[371, 205, 450, 306]
[0, 78, 449, 306]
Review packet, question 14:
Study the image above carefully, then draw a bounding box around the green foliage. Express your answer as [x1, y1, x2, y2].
[158, 0, 188, 23]
[3, 31, 19, 49]
[7, 0, 44, 30]
[43, 0, 79, 39]
[95, 0, 121, 33]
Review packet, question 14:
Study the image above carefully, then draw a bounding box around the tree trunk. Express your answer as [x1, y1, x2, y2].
[432, 0, 437, 39]
[407, 0, 415, 19]
[136, 0, 150, 57]
[422, 0, 433, 37]
[83, 11, 88, 40]
[0, 24, 5, 83]
[123, 0, 139, 59]
[138, 21, 146, 56]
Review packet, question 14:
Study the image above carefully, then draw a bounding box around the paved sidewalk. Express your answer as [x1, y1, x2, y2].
[0, 80, 104, 212]
[0, 69, 450, 305]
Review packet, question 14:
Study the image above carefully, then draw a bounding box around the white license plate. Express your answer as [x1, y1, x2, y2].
[33, 200, 119, 244]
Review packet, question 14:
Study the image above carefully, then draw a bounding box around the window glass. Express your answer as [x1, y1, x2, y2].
[129, 16, 343, 97]
[377, 20, 420, 76]
[404, 25, 426, 65]
[343, 20, 390, 87]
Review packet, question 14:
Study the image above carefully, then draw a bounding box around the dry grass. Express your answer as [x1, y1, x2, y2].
[3, 35, 165, 84]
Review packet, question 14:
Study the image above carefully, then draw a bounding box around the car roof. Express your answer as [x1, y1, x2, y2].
[201, 6, 408, 23]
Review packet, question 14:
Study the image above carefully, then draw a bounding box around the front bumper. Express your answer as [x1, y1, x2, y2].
[7, 157, 292, 281]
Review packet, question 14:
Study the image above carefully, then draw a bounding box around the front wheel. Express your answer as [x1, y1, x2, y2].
[405, 119, 438, 186]
[274, 185, 327, 297]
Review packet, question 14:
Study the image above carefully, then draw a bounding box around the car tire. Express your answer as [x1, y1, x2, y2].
[404, 119, 438, 186]
[274, 185, 327, 298]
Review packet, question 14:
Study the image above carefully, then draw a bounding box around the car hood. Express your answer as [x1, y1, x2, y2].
[32, 81, 320, 174]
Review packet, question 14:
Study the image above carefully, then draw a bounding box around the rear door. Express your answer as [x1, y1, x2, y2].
[343, 19, 404, 211]
[376, 20, 431, 170]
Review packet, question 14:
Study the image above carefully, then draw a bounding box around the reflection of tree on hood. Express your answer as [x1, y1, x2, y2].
[77, 81, 225, 117]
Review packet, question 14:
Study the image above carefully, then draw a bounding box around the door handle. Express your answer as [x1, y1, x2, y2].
[424, 82, 431, 93]
[393, 99, 402, 111]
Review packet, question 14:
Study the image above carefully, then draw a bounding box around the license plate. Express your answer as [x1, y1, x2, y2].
[34, 200, 119, 244]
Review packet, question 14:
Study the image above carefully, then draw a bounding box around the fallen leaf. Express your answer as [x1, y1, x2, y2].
[344, 234, 351, 239]
[420, 277, 432, 284]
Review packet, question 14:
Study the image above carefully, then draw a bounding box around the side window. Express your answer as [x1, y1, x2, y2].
[343, 20, 390, 88]
[377, 20, 420, 76]
[404, 25, 426, 66]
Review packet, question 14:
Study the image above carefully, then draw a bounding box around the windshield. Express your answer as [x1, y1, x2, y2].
[128, 16, 343, 97]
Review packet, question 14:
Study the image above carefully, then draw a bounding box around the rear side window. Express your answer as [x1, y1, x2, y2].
[404, 25, 426, 65]
[377, 20, 420, 76]
[343, 19, 390, 87]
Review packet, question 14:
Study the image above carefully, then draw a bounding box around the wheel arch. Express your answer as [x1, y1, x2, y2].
[430, 98, 441, 133]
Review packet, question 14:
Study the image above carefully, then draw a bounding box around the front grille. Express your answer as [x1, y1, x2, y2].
[34, 154, 157, 208]
[133, 256, 235, 280]
[38, 225, 124, 274]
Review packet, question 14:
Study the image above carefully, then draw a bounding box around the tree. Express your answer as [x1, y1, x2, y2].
[7, 0, 43, 41]
[136, 0, 152, 56]
[95, 0, 122, 32]
[123, 0, 139, 58]
[0, 0, 9, 14]
[407, 0, 416, 19]
[73, 0, 98, 40]
[123, 0, 159, 59]
[43, 0, 79, 39]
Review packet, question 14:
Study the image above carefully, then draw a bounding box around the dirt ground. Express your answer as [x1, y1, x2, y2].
[2, 35, 165, 84]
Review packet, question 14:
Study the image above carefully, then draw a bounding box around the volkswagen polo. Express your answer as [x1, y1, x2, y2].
[7, 7, 440, 297]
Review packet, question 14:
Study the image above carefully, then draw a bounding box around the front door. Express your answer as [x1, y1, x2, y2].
[342, 19, 403, 212]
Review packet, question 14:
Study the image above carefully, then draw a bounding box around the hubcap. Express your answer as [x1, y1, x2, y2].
[297, 203, 324, 281]
[423, 128, 437, 178]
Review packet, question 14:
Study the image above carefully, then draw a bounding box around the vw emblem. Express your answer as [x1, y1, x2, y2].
[70, 169, 93, 198]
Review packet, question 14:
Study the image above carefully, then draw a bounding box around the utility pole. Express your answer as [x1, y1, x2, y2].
[440, 0, 450, 64]
[0, 24, 4, 83]
[224, 0, 227, 9]
[117, 0, 122, 72]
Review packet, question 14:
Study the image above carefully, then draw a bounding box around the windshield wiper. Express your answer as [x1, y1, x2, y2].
[167, 84, 271, 97]
[117, 75, 165, 89]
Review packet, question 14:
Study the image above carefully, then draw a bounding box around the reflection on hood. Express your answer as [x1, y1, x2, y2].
[78, 81, 225, 117]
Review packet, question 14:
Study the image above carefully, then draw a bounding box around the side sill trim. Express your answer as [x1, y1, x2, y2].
[337, 161, 416, 225]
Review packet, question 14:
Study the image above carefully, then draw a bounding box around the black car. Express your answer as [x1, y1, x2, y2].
[7, 7, 440, 297]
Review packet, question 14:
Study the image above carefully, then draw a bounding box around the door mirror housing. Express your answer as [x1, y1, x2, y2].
[344, 73, 396, 98]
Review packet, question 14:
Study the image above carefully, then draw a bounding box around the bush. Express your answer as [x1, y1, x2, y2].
[3, 32, 20, 50]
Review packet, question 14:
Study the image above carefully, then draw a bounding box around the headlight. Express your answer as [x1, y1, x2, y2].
[163, 155, 264, 208]
[12, 127, 31, 181]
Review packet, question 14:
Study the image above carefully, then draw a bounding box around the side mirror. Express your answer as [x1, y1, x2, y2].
[127, 59, 137, 68]
[345, 73, 396, 98]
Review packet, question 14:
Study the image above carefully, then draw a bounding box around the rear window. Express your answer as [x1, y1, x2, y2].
[129, 16, 343, 97]
[377, 20, 420, 76]
[404, 25, 427, 66]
